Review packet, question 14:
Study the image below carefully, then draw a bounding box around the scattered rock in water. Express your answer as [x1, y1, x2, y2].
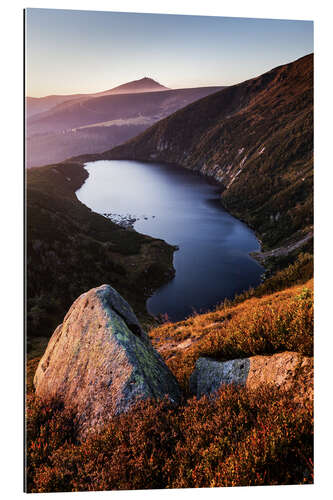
[34, 284, 181, 439]
[190, 352, 313, 403]
[103, 213, 137, 230]
[103, 212, 157, 229]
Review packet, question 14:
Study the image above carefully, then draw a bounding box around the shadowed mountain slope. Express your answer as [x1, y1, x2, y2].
[103, 54, 313, 252]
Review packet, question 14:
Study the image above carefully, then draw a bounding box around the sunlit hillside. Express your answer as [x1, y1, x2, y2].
[26, 260, 313, 491]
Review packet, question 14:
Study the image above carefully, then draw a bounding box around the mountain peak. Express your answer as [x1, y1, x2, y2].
[99, 77, 169, 96]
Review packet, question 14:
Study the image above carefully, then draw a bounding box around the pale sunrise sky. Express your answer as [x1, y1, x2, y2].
[25, 8, 313, 97]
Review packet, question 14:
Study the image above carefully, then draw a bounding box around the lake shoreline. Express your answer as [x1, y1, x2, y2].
[73, 154, 264, 249]
[76, 159, 264, 321]
[26, 160, 178, 346]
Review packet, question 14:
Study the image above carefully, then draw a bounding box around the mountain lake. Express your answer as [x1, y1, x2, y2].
[76, 160, 264, 321]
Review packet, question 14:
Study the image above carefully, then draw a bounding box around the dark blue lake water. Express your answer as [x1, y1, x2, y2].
[76, 160, 264, 321]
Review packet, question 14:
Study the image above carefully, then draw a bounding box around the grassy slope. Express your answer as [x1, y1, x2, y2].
[26, 161, 176, 347]
[104, 54, 313, 254]
[151, 276, 313, 391]
[26, 263, 313, 491]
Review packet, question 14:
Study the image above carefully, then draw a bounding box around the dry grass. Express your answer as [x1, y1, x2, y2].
[150, 279, 313, 391]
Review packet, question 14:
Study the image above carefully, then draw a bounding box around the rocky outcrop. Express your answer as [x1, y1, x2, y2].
[34, 285, 181, 438]
[190, 352, 313, 403]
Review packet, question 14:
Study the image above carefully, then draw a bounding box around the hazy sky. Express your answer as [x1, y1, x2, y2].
[25, 8, 313, 97]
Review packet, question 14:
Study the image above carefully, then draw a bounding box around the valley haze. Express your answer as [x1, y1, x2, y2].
[26, 79, 225, 168]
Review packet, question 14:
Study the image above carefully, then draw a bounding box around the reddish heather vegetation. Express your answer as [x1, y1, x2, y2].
[26, 255, 313, 492]
[26, 385, 313, 492]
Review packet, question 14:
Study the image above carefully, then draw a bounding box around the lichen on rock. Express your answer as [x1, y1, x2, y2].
[34, 284, 181, 438]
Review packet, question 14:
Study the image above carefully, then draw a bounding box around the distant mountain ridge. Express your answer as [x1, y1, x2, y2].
[26, 83, 225, 168]
[26, 94, 85, 117]
[103, 54, 313, 253]
[26, 77, 168, 118]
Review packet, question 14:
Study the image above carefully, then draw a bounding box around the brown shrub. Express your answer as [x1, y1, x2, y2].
[26, 384, 313, 492]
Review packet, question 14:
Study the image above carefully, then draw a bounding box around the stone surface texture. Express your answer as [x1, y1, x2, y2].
[190, 352, 313, 403]
[34, 284, 181, 438]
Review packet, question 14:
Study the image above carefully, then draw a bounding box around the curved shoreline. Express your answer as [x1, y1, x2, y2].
[77, 159, 265, 321]
[26, 160, 177, 345]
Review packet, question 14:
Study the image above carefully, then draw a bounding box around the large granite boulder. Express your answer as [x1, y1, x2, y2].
[190, 352, 313, 403]
[34, 284, 181, 438]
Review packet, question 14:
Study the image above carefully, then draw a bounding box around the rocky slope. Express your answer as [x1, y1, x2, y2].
[103, 54, 313, 253]
[34, 285, 181, 438]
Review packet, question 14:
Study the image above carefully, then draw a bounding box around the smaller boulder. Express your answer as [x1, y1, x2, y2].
[189, 358, 250, 397]
[190, 352, 313, 403]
